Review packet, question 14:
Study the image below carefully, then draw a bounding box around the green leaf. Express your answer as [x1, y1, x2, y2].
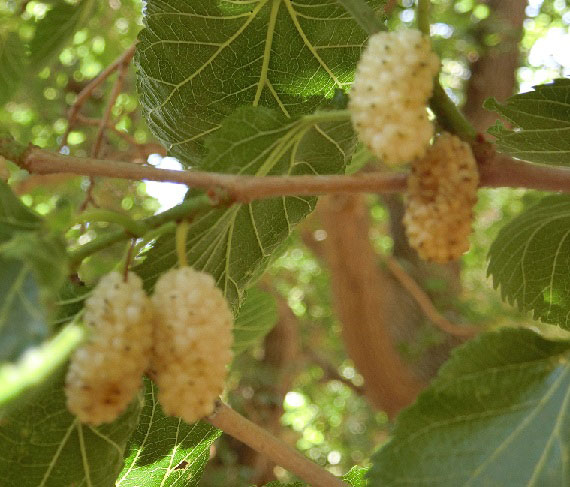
[253, 467, 368, 486]
[485, 79, 570, 165]
[30, 0, 96, 69]
[488, 194, 570, 329]
[0, 31, 27, 106]
[116, 380, 221, 487]
[344, 466, 369, 486]
[260, 482, 305, 487]
[0, 180, 41, 243]
[368, 328, 570, 487]
[0, 370, 143, 487]
[336, 0, 385, 35]
[2, 231, 68, 303]
[134, 106, 352, 307]
[233, 287, 278, 356]
[0, 256, 49, 362]
[137, 0, 378, 166]
[0, 323, 84, 412]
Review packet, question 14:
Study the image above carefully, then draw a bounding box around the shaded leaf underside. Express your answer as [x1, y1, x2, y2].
[368, 328, 570, 486]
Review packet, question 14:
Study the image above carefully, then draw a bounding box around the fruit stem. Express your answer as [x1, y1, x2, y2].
[175, 221, 190, 268]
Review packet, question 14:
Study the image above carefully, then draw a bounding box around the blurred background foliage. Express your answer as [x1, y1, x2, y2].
[1, 0, 569, 485]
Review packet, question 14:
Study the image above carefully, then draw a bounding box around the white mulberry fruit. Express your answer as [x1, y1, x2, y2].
[151, 267, 233, 424]
[404, 133, 479, 263]
[65, 271, 152, 425]
[349, 29, 440, 165]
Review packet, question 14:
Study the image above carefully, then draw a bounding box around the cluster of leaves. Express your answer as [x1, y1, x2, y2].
[0, 0, 570, 486]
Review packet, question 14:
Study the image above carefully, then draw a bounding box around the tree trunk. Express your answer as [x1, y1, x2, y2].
[463, 0, 528, 131]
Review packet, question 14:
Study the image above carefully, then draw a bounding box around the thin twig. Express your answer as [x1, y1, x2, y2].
[60, 43, 136, 148]
[386, 257, 479, 338]
[91, 52, 131, 158]
[207, 402, 348, 487]
[306, 350, 366, 396]
[76, 115, 139, 146]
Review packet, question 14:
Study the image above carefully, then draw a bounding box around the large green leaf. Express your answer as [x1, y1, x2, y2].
[134, 106, 353, 307]
[30, 0, 96, 69]
[368, 328, 570, 486]
[0, 31, 27, 106]
[488, 195, 570, 329]
[116, 380, 221, 487]
[0, 370, 143, 487]
[233, 287, 278, 356]
[485, 79, 570, 165]
[136, 0, 379, 165]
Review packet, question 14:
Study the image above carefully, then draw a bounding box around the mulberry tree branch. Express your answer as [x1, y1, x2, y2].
[386, 257, 479, 338]
[6, 139, 570, 199]
[207, 402, 348, 487]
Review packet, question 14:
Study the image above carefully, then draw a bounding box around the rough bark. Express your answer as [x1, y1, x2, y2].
[463, 0, 528, 132]
[319, 194, 424, 417]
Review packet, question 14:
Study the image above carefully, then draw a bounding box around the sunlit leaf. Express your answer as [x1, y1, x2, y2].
[368, 328, 570, 486]
[485, 79, 570, 165]
[135, 106, 353, 307]
[253, 466, 369, 486]
[116, 380, 221, 487]
[137, 0, 380, 166]
[488, 194, 570, 329]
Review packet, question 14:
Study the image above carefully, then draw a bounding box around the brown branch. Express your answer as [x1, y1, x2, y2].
[16, 147, 407, 199]
[386, 257, 479, 338]
[60, 43, 136, 148]
[207, 402, 347, 487]
[14, 142, 570, 200]
[478, 151, 570, 193]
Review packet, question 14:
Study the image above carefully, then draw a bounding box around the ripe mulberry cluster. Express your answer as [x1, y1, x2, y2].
[404, 133, 479, 263]
[65, 272, 152, 425]
[151, 267, 233, 424]
[349, 29, 440, 165]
